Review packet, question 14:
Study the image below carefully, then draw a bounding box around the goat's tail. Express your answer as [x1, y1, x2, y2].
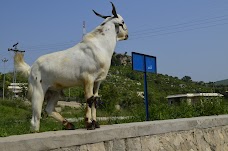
[14, 52, 31, 77]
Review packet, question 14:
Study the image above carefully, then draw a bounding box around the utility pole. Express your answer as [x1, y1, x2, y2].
[8, 42, 25, 97]
[2, 58, 8, 100]
[82, 21, 86, 39]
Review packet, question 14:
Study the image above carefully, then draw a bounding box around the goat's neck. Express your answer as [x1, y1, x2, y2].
[83, 22, 117, 58]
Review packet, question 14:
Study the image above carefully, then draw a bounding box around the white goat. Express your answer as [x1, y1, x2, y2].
[14, 2, 128, 132]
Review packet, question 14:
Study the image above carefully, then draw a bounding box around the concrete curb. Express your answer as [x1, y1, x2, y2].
[0, 115, 228, 151]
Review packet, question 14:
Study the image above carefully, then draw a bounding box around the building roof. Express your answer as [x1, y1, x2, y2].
[9, 83, 27, 86]
[7, 83, 28, 93]
[166, 93, 224, 99]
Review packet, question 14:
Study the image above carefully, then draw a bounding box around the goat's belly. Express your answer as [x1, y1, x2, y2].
[47, 75, 83, 89]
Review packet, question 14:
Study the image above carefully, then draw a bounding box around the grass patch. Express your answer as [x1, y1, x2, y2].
[0, 98, 228, 137]
[0, 99, 31, 137]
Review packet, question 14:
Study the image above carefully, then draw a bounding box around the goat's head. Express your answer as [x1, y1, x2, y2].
[93, 2, 128, 41]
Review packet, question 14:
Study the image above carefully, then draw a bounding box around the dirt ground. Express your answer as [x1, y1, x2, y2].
[57, 101, 83, 108]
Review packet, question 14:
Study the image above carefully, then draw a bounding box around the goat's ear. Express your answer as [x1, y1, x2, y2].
[93, 10, 110, 19]
[110, 2, 118, 18]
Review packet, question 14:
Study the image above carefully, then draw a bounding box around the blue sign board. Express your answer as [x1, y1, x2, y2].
[132, 52, 157, 121]
[132, 52, 157, 73]
[145, 56, 157, 73]
[132, 53, 144, 72]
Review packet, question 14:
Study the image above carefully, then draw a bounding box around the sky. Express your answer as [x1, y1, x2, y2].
[1, 0, 228, 82]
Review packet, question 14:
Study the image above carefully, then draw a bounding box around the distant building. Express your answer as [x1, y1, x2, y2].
[166, 93, 223, 105]
[8, 83, 28, 97]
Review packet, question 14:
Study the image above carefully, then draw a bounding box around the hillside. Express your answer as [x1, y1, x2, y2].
[215, 79, 228, 86]
[63, 62, 214, 108]
[105, 65, 213, 102]
[1, 53, 228, 137]
[0, 53, 222, 104]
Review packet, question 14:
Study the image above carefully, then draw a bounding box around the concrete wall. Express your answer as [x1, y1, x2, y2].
[0, 115, 228, 151]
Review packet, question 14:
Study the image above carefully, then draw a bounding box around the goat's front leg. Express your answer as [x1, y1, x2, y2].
[91, 81, 101, 128]
[84, 79, 95, 130]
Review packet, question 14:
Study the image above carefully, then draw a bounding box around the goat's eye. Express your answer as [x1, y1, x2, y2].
[122, 21, 125, 24]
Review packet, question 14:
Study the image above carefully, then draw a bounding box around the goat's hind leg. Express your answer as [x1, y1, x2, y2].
[30, 84, 46, 132]
[45, 90, 75, 130]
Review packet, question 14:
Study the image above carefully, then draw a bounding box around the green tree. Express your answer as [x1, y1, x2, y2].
[181, 76, 192, 82]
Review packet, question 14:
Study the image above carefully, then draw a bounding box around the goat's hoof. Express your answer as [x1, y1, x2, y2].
[86, 122, 95, 130]
[30, 130, 40, 133]
[30, 126, 40, 133]
[63, 121, 75, 130]
[93, 120, 100, 128]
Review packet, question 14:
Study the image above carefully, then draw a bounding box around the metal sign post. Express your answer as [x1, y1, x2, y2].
[132, 52, 157, 121]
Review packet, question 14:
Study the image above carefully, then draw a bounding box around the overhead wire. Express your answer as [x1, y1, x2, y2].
[20, 40, 77, 51]
[22, 40, 76, 49]
[131, 14, 228, 35]
[1, 12, 228, 55]
[129, 14, 228, 40]
[18, 14, 228, 49]
[131, 0, 228, 33]
[129, 22, 228, 40]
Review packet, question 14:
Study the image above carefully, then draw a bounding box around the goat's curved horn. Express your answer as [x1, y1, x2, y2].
[110, 2, 118, 18]
[93, 10, 110, 19]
